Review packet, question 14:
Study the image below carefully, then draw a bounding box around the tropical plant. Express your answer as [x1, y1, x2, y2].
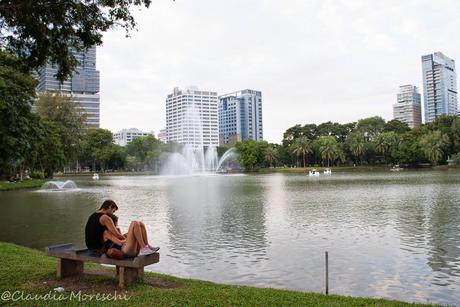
[420, 131, 450, 165]
[317, 136, 342, 167]
[264, 146, 278, 168]
[291, 137, 312, 167]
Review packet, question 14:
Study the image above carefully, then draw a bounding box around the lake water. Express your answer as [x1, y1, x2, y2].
[1, 171, 460, 305]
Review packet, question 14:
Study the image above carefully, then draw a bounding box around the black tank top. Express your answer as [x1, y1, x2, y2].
[85, 212, 106, 250]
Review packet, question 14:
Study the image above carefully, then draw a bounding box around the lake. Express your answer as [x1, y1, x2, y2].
[1, 170, 459, 305]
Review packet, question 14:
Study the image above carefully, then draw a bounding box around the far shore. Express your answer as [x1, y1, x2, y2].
[1, 165, 457, 192]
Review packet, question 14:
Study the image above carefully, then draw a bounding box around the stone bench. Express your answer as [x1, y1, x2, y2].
[45, 243, 160, 288]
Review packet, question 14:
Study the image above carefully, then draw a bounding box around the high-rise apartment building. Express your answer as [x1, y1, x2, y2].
[393, 85, 422, 128]
[421, 52, 457, 123]
[113, 128, 154, 146]
[166, 87, 219, 148]
[218, 89, 263, 146]
[37, 47, 100, 127]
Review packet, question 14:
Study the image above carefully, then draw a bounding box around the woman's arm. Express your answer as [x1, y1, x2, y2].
[107, 231, 126, 246]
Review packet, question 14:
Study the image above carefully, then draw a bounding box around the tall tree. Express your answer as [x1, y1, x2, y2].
[420, 131, 450, 165]
[0, 0, 152, 81]
[0, 51, 37, 178]
[264, 146, 278, 168]
[36, 92, 86, 168]
[291, 137, 312, 167]
[346, 132, 367, 164]
[316, 136, 343, 167]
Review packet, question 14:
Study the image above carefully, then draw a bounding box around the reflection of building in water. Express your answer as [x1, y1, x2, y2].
[395, 184, 460, 276]
[164, 176, 268, 259]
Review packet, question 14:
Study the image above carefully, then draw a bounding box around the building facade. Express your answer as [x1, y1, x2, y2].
[113, 128, 154, 146]
[218, 89, 263, 146]
[166, 87, 219, 148]
[393, 85, 422, 128]
[157, 128, 167, 143]
[421, 52, 458, 123]
[37, 47, 100, 127]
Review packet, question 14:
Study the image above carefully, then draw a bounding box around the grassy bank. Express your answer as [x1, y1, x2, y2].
[0, 179, 47, 191]
[0, 242, 434, 306]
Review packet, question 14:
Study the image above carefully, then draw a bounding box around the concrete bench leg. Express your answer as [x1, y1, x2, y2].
[118, 267, 144, 288]
[57, 258, 84, 278]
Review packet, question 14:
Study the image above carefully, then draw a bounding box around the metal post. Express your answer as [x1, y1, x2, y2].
[325, 251, 329, 295]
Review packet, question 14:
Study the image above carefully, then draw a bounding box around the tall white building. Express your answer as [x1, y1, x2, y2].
[37, 47, 100, 127]
[421, 52, 458, 123]
[218, 89, 263, 146]
[393, 85, 422, 128]
[166, 87, 219, 148]
[113, 128, 153, 146]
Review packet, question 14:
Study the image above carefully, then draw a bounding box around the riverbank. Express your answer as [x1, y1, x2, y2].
[0, 179, 47, 191]
[0, 242, 434, 306]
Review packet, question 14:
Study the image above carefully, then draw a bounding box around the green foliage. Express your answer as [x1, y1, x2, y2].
[316, 136, 343, 167]
[80, 128, 121, 171]
[356, 116, 386, 140]
[384, 119, 410, 134]
[420, 131, 450, 165]
[0, 51, 38, 177]
[0, 0, 151, 81]
[125, 135, 161, 171]
[36, 92, 86, 168]
[290, 137, 312, 167]
[235, 140, 268, 170]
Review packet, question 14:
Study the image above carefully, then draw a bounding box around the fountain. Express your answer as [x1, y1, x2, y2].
[41, 180, 78, 190]
[160, 99, 240, 175]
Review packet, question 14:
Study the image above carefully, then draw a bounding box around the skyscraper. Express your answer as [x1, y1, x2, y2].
[37, 47, 100, 128]
[218, 89, 263, 146]
[393, 85, 422, 128]
[166, 87, 219, 148]
[421, 52, 458, 123]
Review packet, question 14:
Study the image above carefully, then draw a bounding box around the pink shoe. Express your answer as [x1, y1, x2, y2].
[148, 245, 160, 252]
[138, 246, 155, 256]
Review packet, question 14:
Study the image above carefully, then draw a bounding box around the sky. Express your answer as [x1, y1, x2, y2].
[98, 0, 460, 143]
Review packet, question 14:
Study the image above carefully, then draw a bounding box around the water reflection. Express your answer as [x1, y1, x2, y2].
[0, 171, 460, 305]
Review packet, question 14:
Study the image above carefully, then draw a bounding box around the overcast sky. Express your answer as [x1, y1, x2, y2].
[98, 0, 460, 143]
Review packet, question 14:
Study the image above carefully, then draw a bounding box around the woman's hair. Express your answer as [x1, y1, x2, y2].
[99, 199, 118, 211]
[106, 213, 118, 226]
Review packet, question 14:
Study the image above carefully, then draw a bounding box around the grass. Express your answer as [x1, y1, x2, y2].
[0, 179, 47, 191]
[0, 242, 436, 306]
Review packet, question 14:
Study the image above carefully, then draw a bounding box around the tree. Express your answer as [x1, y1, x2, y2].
[125, 135, 161, 171]
[36, 92, 86, 168]
[235, 140, 267, 171]
[384, 119, 410, 134]
[420, 131, 450, 165]
[345, 132, 367, 164]
[291, 137, 312, 167]
[264, 146, 278, 168]
[316, 136, 343, 167]
[374, 131, 399, 163]
[29, 119, 65, 178]
[0, 0, 152, 81]
[451, 117, 460, 153]
[0, 51, 38, 178]
[356, 116, 386, 141]
[81, 128, 115, 171]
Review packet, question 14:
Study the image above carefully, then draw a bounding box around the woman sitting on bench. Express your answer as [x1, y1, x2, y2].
[103, 213, 159, 257]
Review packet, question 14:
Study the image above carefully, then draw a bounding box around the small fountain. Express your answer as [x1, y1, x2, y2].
[41, 180, 78, 190]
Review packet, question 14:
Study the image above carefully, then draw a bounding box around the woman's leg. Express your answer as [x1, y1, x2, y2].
[139, 222, 149, 245]
[121, 221, 146, 256]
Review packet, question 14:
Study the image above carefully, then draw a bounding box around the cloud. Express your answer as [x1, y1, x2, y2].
[98, 0, 460, 143]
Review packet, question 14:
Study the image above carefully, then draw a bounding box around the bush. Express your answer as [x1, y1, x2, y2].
[31, 171, 45, 179]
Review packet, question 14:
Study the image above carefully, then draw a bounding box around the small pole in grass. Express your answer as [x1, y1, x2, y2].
[325, 251, 329, 295]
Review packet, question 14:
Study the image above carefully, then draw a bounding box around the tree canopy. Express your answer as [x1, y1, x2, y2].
[0, 0, 151, 81]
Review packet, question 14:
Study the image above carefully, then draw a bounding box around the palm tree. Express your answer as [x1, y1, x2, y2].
[420, 131, 450, 165]
[346, 133, 366, 164]
[264, 147, 278, 168]
[291, 137, 312, 167]
[318, 136, 341, 167]
[374, 132, 399, 163]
